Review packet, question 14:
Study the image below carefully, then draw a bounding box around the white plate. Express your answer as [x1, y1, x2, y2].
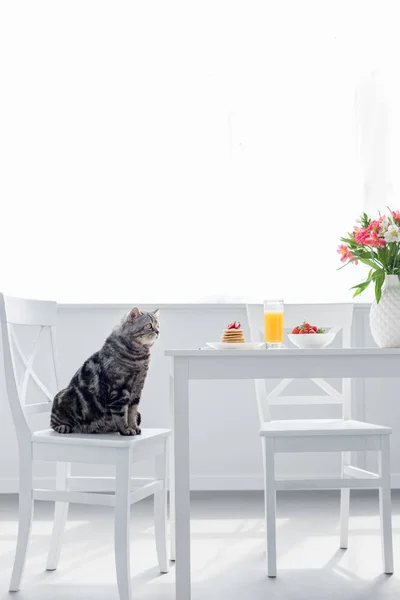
[206, 342, 265, 350]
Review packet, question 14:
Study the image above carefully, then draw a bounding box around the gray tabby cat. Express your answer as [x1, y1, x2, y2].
[50, 307, 159, 435]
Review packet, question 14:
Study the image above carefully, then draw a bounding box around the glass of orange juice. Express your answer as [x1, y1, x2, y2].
[264, 300, 284, 348]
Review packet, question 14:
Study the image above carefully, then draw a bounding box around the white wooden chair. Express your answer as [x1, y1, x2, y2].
[247, 303, 393, 577]
[0, 293, 170, 600]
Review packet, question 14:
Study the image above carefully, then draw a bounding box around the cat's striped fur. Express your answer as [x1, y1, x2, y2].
[50, 307, 159, 435]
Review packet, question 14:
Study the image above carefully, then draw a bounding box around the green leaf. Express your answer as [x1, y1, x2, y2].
[375, 273, 385, 303]
[361, 212, 370, 228]
[377, 246, 389, 267]
[350, 280, 370, 290]
[358, 258, 380, 269]
[351, 280, 372, 297]
[340, 237, 355, 245]
[371, 268, 385, 280]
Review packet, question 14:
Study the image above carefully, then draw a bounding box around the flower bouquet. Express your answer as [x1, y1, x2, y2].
[338, 210, 400, 303]
[338, 210, 400, 347]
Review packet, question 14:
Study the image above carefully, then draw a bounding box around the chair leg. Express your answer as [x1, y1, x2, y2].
[379, 436, 394, 574]
[154, 441, 169, 573]
[340, 451, 350, 549]
[10, 450, 34, 592]
[46, 462, 70, 571]
[169, 372, 176, 561]
[115, 450, 132, 600]
[262, 438, 277, 577]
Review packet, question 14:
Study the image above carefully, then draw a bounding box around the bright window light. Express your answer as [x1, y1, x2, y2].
[1, 1, 399, 302]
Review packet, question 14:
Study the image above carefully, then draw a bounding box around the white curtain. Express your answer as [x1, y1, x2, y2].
[1, 0, 399, 303]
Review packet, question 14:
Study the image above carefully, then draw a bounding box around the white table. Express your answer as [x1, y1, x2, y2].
[166, 347, 400, 600]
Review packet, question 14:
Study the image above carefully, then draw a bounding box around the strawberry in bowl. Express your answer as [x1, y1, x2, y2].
[288, 321, 336, 349]
[291, 322, 325, 335]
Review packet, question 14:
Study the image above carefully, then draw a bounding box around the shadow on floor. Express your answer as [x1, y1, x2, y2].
[0, 491, 399, 600]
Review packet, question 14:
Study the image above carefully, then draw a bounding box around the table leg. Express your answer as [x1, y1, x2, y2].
[172, 358, 191, 600]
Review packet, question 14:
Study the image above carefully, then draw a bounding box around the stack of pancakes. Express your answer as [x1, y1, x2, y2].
[221, 328, 245, 343]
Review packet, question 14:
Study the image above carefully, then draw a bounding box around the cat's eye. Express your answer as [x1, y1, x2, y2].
[145, 323, 152, 329]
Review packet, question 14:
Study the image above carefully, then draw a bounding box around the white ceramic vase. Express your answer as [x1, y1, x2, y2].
[369, 274, 400, 347]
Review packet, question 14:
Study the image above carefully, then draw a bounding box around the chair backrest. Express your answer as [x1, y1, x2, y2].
[0, 293, 59, 446]
[246, 303, 354, 425]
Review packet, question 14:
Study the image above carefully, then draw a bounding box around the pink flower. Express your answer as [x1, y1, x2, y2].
[369, 219, 381, 231]
[365, 230, 386, 247]
[354, 227, 370, 245]
[354, 223, 386, 247]
[392, 211, 400, 223]
[337, 244, 358, 264]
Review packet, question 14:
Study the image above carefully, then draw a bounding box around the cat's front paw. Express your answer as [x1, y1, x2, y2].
[53, 424, 72, 434]
[119, 427, 137, 436]
[135, 426, 142, 435]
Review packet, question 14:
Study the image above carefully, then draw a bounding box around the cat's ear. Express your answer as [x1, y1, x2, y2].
[153, 308, 160, 317]
[128, 307, 141, 321]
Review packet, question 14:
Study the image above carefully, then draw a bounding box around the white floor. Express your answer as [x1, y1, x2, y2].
[1, 491, 399, 600]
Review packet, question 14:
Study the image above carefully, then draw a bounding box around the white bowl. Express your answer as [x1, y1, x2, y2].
[288, 329, 337, 349]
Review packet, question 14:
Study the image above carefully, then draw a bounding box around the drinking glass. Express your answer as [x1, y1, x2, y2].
[264, 300, 284, 348]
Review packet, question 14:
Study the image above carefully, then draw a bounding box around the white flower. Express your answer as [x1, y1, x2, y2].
[380, 217, 390, 232]
[384, 224, 400, 242]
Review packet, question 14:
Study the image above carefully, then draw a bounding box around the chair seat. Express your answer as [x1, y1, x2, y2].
[32, 428, 170, 447]
[260, 418, 391, 437]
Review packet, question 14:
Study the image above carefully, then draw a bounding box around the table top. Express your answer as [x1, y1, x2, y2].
[165, 347, 400, 357]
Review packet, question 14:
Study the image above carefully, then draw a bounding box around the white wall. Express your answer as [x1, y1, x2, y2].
[0, 303, 398, 492]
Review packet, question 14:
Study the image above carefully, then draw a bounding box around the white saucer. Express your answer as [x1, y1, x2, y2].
[206, 342, 265, 350]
